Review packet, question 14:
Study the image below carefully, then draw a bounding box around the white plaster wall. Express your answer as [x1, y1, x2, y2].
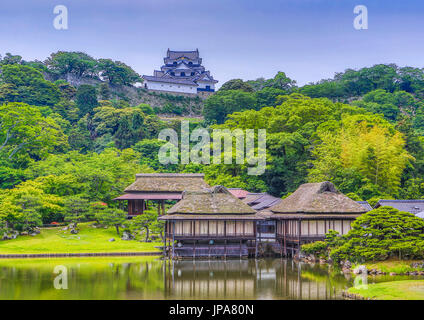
[197, 81, 216, 90]
[146, 80, 197, 94]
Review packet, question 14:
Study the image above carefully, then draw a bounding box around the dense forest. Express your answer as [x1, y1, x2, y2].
[1, 51, 424, 232]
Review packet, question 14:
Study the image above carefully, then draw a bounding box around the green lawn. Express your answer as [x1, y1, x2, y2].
[0, 223, 162, 254]
[348, 280, 424, 300]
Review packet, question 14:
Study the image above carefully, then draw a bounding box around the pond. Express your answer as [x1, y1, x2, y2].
[0, 257, 357, 300]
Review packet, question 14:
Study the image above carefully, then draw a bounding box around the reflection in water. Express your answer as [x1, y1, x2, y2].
[165, 259, 351, 300]
[0, 258, 352, 300]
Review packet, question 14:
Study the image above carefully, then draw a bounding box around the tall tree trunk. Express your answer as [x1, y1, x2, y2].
[145, 227, 150, 242]
[116, 224, 120, 236]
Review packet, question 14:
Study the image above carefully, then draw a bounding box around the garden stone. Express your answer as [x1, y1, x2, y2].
[353, 265, 367, 275]
[109, 238, 115, 242]
[121, 231, 134, 241]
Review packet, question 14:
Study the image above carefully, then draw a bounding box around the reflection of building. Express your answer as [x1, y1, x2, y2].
[266, 181, 367, 255]
[143, 49, 218, 95]
[164, 260, 257, 299]
[114, 173, 209, 217]
[159, 186, 264, 258]
[163, 259, 348, 299]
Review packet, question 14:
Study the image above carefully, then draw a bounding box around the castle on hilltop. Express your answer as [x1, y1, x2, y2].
[142, 49, 218, 95]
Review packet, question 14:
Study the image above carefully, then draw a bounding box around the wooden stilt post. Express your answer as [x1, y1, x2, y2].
[240, 240, 242, 259]
[172, 222, 175, 259]
[280, 238, 283, 257]
[298, 219, 301, 254]
[255, 221, 258, 259]
[164, 222, 167, 258]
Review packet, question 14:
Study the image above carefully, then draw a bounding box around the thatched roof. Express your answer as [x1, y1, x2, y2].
[269, 181, 367, 214]
[164, 185, 258, 216]
[158, 214, 262, 221]
[124, 173, 209, 193]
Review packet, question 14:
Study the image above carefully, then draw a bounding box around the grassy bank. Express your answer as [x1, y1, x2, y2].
[354, 259, 424, 274]
[0, 223, 162, 254]
[348, 280, 424, 300]
[0, 256, 160, 268]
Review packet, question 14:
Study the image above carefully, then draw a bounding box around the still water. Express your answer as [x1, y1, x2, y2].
[0, 257, 353, 300]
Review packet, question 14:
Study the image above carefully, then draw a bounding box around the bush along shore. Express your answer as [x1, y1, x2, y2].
[296, 206, 424, 299]
[298, 206, 424, 274]
[297, 253, 424, 276]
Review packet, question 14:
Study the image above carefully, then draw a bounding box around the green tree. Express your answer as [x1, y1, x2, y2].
[330, 207, 424, 262]
[76, 85, 98, 116]
[63, 195, 90, 228]
[263, 71, 297, 91]
[129, 211, 158, 241]
[0, 103, 68, 162]
[203, 90, 257, 124]
[0, 65, 60, 106]
[97, 59, 141, 86]
[219, 79, 254, 92]
[94, 207, 126, 235]
[45, 51, 97, 78]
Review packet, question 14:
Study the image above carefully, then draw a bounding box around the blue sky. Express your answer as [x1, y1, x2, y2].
[1, 0, 423, 86]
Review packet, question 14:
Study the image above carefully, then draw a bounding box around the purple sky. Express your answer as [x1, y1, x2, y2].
[1, 0, 423, 86]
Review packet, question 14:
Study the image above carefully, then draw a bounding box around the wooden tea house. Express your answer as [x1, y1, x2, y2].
[159, 186, 265, 259]
[114, 173, 209, 216]
[266, 181, 367, 256]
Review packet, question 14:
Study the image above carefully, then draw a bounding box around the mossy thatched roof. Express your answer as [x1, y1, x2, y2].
[270, 181, 367, 214]
[124, 173, 209, 193]
[166, 185, 257, 215]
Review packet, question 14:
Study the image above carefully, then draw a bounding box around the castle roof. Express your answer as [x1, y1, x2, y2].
[143, 49, 217, 86]
[166, 49, 199, 60]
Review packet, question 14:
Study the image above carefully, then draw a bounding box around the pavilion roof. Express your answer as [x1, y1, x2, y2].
[227, 188, 250, 199]
[374, 200, 424, 214]
[164, 186, 257, 216]
[269, 181, 367, 214]
[124, 173, 209, 193]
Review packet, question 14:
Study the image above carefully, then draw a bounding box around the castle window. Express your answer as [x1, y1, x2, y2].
[171, 72, 175, 76]
[191, 72, 195, 76]
[181, 72, 186, 76]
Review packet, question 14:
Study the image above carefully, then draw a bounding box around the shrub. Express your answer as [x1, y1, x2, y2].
[304, 206, 424, 263]
[301, 241, 328, 258]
